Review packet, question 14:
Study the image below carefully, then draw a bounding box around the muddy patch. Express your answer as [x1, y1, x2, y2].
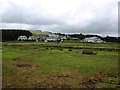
[10, 61, 33, 68]
[3, 58, 38, 72]
[2, 64, 119, 88]
[79, 72, 119, 88]
[16, 63, 32, 67]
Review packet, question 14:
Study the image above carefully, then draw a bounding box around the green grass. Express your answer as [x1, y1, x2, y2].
[3, 41, 119, 48]
[2, 42, 119, 55]
[2, 44, 118, 75]
[2, 42, 119, 88]
[2, 47, 29, 60]
[30, 49, 118, 75]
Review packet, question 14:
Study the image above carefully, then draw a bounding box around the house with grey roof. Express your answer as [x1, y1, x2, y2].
[18, 35, 28, 41]
[45, 34, 62, 42]
[28, 36, 38, 42]
[83, 36, 105, 43]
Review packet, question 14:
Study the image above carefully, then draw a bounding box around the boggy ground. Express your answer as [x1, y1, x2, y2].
[2, 59, 119, 88]
[2, 42, 120, 88]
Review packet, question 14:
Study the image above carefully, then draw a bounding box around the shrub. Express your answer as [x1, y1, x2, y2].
[57, 47, 63, 51]
[46, 47, 49, 49]
[82, 49, 96, 55]
[68, 49, 72, 51]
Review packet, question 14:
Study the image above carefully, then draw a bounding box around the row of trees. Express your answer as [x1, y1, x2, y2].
[1, 29, 32, 41]
[103, 36, 120, 42]
[1, 29, 120, 42]
[67, 33, 120, 42]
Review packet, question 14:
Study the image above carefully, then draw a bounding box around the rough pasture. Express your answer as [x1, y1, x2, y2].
[2, 42, 119, 88]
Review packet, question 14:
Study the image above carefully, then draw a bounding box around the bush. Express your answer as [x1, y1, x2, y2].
[57, 47, 63, 51]
[82, 49, 96, 55]
[68, 49, 72, 51]
[46, 47, 49, 49]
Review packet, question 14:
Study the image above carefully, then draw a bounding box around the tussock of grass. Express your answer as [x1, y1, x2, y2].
[2, 42, 119, 88]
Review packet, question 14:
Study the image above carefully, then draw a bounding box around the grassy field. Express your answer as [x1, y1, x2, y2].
[2, 42, 120, 88]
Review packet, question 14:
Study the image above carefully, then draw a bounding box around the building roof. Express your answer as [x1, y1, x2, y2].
[84, 36, 100, 40]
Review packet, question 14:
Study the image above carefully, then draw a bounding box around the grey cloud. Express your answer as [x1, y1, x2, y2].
[1, 1, 64, 25]
[0, 0, 118, 37]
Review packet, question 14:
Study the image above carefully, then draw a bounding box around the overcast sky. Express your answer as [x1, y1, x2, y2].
[0, 0, 119, 36]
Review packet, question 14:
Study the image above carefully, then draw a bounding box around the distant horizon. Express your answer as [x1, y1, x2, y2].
[0, 28, 118, 37]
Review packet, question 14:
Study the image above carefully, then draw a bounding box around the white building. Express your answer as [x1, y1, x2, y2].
[61, 36, 67, 40]
[45, 34, 60, 42]
[18, 35, 28, 41]
[83, 37, 105, 43]
[28, 36, 38, 42]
